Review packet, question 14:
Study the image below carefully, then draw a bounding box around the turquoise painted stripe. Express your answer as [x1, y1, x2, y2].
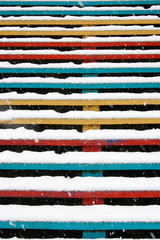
[0, 1, 160, 6]
[0, 163, 159, 170]
[83, 231, 106, 239]
[0, 68, 159, 74]
[0, 82, 159, 89]
[82, 171, 103, 177]
[0, 221, 160, 230]
[0, 9, 159, 16]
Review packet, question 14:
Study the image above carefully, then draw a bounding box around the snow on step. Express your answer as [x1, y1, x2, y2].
[1, 76, 160, 83]
[0, 35, 159, 42]
[0, 92, 160, 100]
[0, 205, 160, 222]
[2, 49, 160, 55]
[0, 109, 159, 120]
[0, 151, 159, 164]
[1, 25, 159, 31]
[1, 176, 160, 191]
[1, 62, 160, 68]
[0, 128, 159, 140]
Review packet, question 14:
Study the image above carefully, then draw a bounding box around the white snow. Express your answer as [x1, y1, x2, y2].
[0, 151, 159, 164]
[0, 109, 159, 120]
[1, 92, 160, 100]
[0, 176, 160, 191]
[1, 76, 160, 83]
[0, 35, 159, 42]
[1, 61, 160, 68]
[1, 49, 160, 55]
[0, 205, 160, 222]
[0, 35, 160, 42]
[0, 128, 159, 140]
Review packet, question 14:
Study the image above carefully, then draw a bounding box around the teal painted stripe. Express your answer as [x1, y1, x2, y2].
[0, 163, 159, 170]
[0, 1, 160, 6]
[0, 68, 159, 74]
[82, 90, 99, 93]
[0, 82, 159, 89]
[0, 221, 160, 230]
[82, 171, 103, 177]
[0, 10, 159, 16]
[83, 231, 106, 239]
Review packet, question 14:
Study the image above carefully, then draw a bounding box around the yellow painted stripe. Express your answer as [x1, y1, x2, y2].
[83, 124, 100, 131]
[0, 19, 160, 26]
[83, 105, 100, 131]
[0, 99, 160, 106]
[83, 105, 100, 111]
[0, 30, 160, 36]
[1, 118, 160, 125]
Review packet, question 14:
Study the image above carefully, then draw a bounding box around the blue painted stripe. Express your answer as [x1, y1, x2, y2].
[0, 1, 160, 6]
[0, 221, 159, 230]
[0, 82, 159, 89]
[0, 68, 159, 74]
[0, 163, 159, 170]
[0, 10, 159, 16]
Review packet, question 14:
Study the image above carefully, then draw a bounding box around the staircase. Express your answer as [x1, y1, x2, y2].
[0, 0, 160, 239]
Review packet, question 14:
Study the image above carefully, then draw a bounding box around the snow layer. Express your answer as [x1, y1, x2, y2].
[1, 92, 160, 100]
[0, 25, 158, 31]
[0, 151, 159, 164]
[0, 109, 160, 120]
[0, 15, 159, 20]
[2, 49, 160, 55]
[1, 61, 160, 68]
[0, 205, 160, 222]
[1, 176, 160, 191]
[0, 35, 160, 42]
[1, 76, 160, 83]
[0, 128, 159, 140]
[1, 6, 159, 11]
[0, 35, 159, 42]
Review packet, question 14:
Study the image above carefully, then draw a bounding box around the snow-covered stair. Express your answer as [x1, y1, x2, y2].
[0, 0, 160, 239]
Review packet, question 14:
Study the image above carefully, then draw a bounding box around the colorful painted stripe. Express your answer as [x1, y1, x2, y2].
[0, 41, 159, 49]
[0, 9, 160, 16]
[1, 19, 160, 26]
[0, 82, 159, 89]
[0, 190, 160, 198]
[0, 30, 160, 37]
[0, 118, 160, 125]
[0, 1, 160, 6]
[0, 221, 159, 230]
[0, 67, 159, 74]
[0, 99, 160, 106]
[0, 163, 159, 171]
[0, 139, 159, 146]
[1, 54, 160, 61]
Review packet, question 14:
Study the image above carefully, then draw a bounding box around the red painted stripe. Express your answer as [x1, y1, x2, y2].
[0, 41, 159, 48]
[83, 146, 101, 152]
[0, 190, 160, 198]
[1, 54, 160, 60]
[83, 198, 104, 205]
[0, 139, 159, 146]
